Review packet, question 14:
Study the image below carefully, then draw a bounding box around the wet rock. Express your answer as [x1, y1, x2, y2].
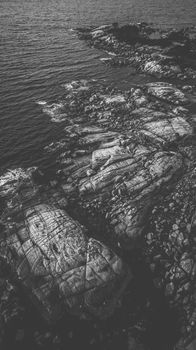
[143, 61, 164, 75]
[140, 117, 192, 143]
[0, 167, 37, 197]
[146, 82, 188, 105]
[104, 94, 126, 104]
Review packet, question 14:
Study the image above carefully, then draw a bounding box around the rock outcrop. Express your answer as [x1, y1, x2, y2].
[76, 23, 196, 83]
[0, 168, 131, 324]
[36, 79, 196, 349]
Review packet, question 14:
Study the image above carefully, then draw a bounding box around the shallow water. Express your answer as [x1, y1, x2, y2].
[1, 0, 196, 173]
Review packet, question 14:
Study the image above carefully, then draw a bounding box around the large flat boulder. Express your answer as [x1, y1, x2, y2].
[0, 169, 131, 323]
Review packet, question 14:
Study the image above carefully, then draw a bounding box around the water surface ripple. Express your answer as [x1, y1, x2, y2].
[1, 0, 196, 172]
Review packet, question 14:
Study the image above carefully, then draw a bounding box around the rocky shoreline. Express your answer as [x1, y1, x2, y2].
[1, 23, 196, 350]
[76, 22, 196, 83]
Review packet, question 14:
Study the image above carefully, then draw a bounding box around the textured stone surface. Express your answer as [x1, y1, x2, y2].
[37, 78, 196, 348]
[1, 76, 196, 348]
[146, 82, 188, 105]
[39, 80, 194, 251]
[0, 169, 131, 323]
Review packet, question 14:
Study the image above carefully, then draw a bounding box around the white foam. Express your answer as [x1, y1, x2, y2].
[105, 51, 117, 56]
[100, 57, 112, 63]
[37, 101, 47, 106]
[0, 167, 37, 196]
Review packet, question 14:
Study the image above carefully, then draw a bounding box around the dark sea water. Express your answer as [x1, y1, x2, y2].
[1, 0, 196, 174]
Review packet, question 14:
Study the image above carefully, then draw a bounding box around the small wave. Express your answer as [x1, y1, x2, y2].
[105, 51, 117, 56]
[38, 101, 67, 123]
[37, 101, 47, 106]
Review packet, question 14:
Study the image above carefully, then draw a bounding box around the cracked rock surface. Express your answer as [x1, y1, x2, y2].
[36, 78, 196, 349]
[0, 168, 131, 324]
